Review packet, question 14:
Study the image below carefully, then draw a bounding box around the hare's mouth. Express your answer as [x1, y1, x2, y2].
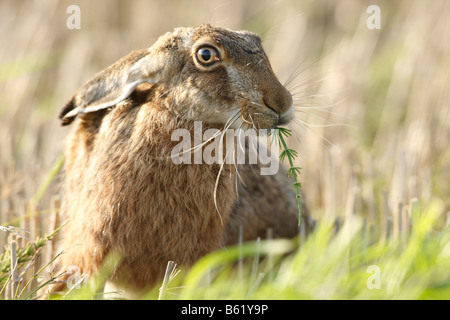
[264, 102, 294, 127]
[277, 104, 295, 126]
[235, 100, 295, 130]
[235, 94, 292, 129]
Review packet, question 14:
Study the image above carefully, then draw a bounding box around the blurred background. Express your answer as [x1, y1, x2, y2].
[0, 0, 449, 246]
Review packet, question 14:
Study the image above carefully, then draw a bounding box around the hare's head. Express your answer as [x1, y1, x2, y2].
[60, 24, 293, 130]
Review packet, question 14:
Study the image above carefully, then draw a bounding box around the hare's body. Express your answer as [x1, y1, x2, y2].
[51, 25, 312, 294]
[61, 84, 237, 289]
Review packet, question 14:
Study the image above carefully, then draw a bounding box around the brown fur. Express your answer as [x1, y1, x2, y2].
[226, 160, 314, 245]
[49, 25, 313, 295]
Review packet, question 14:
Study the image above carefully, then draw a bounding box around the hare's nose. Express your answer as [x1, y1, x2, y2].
[262, 83, 293, 116]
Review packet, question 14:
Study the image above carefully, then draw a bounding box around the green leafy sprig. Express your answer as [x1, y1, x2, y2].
[272, 127, 302, 226]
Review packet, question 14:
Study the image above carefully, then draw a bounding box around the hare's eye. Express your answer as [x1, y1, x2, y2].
[196, 47, 220, 66]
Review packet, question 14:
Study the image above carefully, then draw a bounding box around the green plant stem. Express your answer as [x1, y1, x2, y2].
[278, 131, 302, 227]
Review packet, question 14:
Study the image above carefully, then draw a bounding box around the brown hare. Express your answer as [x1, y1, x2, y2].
[49, 24, 313, 295]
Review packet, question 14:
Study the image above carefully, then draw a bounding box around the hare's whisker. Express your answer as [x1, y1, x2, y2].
[213, 141, 237, 226]
[211, 111, 243, 225]
[155, 88, 172, 102]
[290, 120, 356, 167]
[241, 115, 252, 125]
[171, 108, 241, 158]
[287, 123, 326, 178]
[256, 58, 265, 67]
[287, 75, 325, 94]
[293, 97, 346, 109]
[234, 122, 246, 198]
[236, 123, 246, 162]
[248, 113, 258, 131]
[283, 55, 326, 91]
[283, 63, 311, 89]
[249, 101, 264, 108]
[293, 116, 354, 129]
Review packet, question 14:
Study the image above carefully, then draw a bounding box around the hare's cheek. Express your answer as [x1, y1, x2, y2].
[180, 61, 234, 102]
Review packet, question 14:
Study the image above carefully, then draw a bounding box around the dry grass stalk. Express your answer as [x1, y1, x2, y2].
[158, 261, 178, 300]
[8, 235, 18, 300]
[47, 196, 60, 263]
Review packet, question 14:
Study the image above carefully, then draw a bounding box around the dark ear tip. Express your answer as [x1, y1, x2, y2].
[61, 116, 75, 126]
[59, 99, 76, 125]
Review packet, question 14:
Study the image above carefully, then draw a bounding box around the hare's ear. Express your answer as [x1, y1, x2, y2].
[59, 49, 163, 126]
